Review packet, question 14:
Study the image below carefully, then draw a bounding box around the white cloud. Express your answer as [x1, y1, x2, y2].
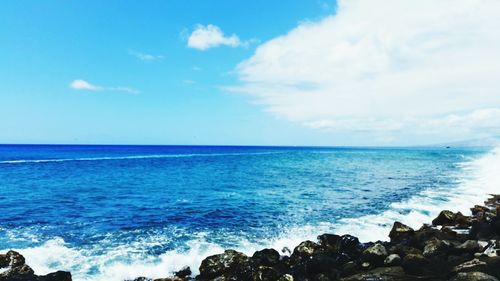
[69, 79, 139, 94]
[187, 24, 241, 50]
[129, 50, 164, 61]
[233, 0, 500, 143]
[70, 79, 102, 91]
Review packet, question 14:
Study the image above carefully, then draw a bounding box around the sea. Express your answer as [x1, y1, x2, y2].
[0, 144, 498, 280]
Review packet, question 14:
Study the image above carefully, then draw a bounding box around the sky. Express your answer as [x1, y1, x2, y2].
[1, 0, 499, 146]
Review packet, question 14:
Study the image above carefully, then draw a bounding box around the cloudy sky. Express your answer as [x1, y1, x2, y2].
[1, 0, 499, 146]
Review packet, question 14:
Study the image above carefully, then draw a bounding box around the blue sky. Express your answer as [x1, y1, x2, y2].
[1, 0, 499, 146]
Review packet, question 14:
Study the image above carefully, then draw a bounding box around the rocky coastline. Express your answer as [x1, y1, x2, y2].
[2, 195, 500, 281]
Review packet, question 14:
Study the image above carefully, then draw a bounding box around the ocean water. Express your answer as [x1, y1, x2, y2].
[0, 145, 498, 280]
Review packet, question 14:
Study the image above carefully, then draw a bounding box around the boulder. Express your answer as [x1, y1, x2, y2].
[340, 266, 411, 281]
[361, 243, 388, 266]
[251, 266, 280, 281]
[317, 234, 342, 253]
[251, 248, 280, 267]
[422, 238, 452, 257]
[38, 271, 72, 281]
[174, 266, 191, 279]
[450, 272, 499, 281]
[432, 210, 456, 226]
[401, 254, 428, 275]
[453, 259, 487, 273]
[278, 274, 294, 281]
[389, 222, 414, 243]
[384, 254, 402, 266]
[198, 249, 249, 279]
[455, 240, 482, 254]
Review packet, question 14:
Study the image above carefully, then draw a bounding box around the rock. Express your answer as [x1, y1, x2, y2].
[453, 258, 487, 273]
[38, 271, 72, 281]
[251, 266, 280, 281]
[450, 272, 499, 281]
[361, 243, 388, 266]
[174, 266, 191, 279]
[317, 234, 342, 253]
[401, 253, 428, 275]
[384, 254, 402, 266]
[304, 254, 340, 278]
[0, 254, 8, 268]
[338, 235, 363, 260]
[292, 240, 320, 257]
[198, 249, 249, 279]
[252, 248, 280, 267]
[389, 222, 414, 243]
[340, 266, 409, 281]
[278, 274, 294, 281]
[455, 240, 482, 254]
[422, 238, 452, 257]
[432, 210, 456, 226]
[388, 245, 421, 258]
[6, 251, 26, 268]
[0, 264, 35, 280]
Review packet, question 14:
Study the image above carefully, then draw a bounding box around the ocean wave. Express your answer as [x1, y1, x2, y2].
[0, 151, 282, 164]
[1, 147, 499, 281]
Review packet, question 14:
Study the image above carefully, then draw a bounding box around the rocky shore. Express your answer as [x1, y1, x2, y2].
[2, 195, 500, 281]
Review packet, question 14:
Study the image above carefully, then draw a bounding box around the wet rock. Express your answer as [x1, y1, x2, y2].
[198, 249, 249, 279]
[455, 240, 482, 254]
[6, 251, 26, 268]
[338, 235, 363, 260]
[251, 248, 280, 267]
[38, 271, 72, 281]
[401, 253, 428, 275]
[278, 274, 294, 281]
[389, 222, 414, 243]
[453, 258, 487, 273]
[340, 266, 409, 281]
[384, 254, 402, 266]
[450, 272, 499, 281]
[340, 261, 359, 277]
[0, 254, 8, 268]
[251, 266, 279, 281]
[304, 254, 341, 278]
[361, 243, 387, 266]
[292, 241, 320, 257]
[422, 238, 452, 257]
[317, 234, 342, 253]
[0, 264, 35, 280]
[433, 210, 456, 226]
[174, 266, 191, 279]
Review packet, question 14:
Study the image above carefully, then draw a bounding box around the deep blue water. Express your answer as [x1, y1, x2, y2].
[0, 145, 489, 280]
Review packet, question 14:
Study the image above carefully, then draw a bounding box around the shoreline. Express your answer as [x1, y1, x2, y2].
[2, 195, 499, 281]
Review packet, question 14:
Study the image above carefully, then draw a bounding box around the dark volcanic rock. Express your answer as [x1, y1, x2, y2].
[198, 249, 250, 280]
[451, 272, 499, 281]
[38, 271, 72, 281]
[389, 222, 414, 243]
[174, 266, 191, 279]
[252, 248, 280, 267]
[340, 266, 411, 281]
[361, 243, 388, 266]
[432, 210, 456, 226]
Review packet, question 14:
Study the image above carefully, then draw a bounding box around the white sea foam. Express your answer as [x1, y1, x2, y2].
[2, 147, 499, 281]
[0, 151, 283, 164]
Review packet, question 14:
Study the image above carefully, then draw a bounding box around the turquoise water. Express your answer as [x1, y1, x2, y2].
[0, 145, 495, 280]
